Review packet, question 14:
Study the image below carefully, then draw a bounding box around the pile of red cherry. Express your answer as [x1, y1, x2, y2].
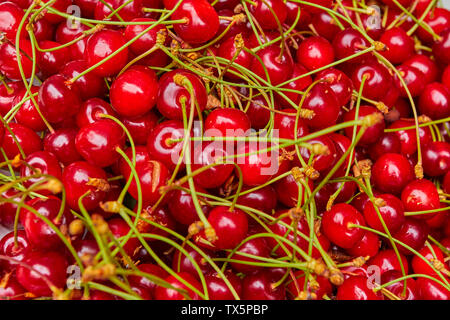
[0, 0, 449, 300]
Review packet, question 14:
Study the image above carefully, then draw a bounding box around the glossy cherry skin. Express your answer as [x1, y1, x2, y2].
[393, 218, 429, 255]
[76, 119, 125, 168]
[249, 0, 287, 30]
[119, 146, 170, 205]
[229, 236, 270, 274]
[273, 108, 309, 148]
[416, 277, 450, 300]
[205, 108, 251, 138]
[0, 230, 30, 271]
[205, 271, 242, 300]
[121, 112, 158, 145]
[38, 74, 82, 124]
[417, 8, 450, 44]
[388, 119, 432, 156]
[277, 64, 312, 108]
[250, 45, 294, 86]
[55, 22, 88, 60]
[403, 54, 438, 85]
[401, 179, 440, 220]
[0, 190, 23, 228]
[0, 41, 36, 80]
[85, 29, 129, 77]
[363, 194, 405, 234]
[13, 86, 46, 131]
[347, 231, 380, 258]
[62, 161, 108, 211]
[20, 151, 62, 189]
[351, 62, 392, 100]
[16, 251, 68, 297]
[172, 0, 219, 44]
[2, 123, 42, 159]
[37, 41, 70, 78]
[381, 270, 417, 300]
[108, 218, 140, 258]
[412, 245, 446, 276]
[128, 263, 168, 295]
[371, 153, 414, 195]
[343, 105, 385, 146]
[43, 128, 82, 166]
[418, 82, 450, 120]
[154, 272, 202, 300]
[134, 205, 175, 240]
[242, 271, 286, 300]
[422, 141, 450, 177]
[76, 98, 117, 128]
[379, 27, 414, 64]
[218, 35, 253, 81]
[302, 82, 340, 130]
[394, 64, 426, 98]
[172, 246, 214, 278]
[61, 60, 106, 100]
[296, 36, 334, 71]
[214, 8, 250, 41]
[322, 203, 365, 249]
[336, 276, 382, 300]
[443, 65, 450, 90]
[110, 66, 159, 118]
[41, 0, 72, 24]
[368, 133, 401, 161]
[432, 28, 450, 65]
[0, 275, 27, 300]
[369, 249, 409, 275]
[94, 0, 143, 21]
[0, 1, 25, 41]
[298, 135, 337, 172]
[168, 185, 209, 226]
[237, 186, 277, 215]
[311, 12, 341, 41]
[0, 81, 23, 116]
[316, 68, 354, 106]
[235, 142, 276, 187]
[157, 69, 207, 120]
[332, 28, 370, 64]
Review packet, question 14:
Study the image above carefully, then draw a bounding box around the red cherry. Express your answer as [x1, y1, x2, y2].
[76, 98, 117, 128]
[0, 81, 23, 116]
[432, 28, 450, 65]
[363, 194, 405, 233]
[16, 251, 68, 297]
[62, 161, 108, 211]
[72, 239, 99, 266]
[371, 153, 414, 195]
[108, 218, 140, 257]
[38, 74, 82, 124]
[245, 95, 271, 129]
[422, 141, 450, 177]
[154, 272, 202, 300]
[388, 119, 432, 156]
[297, 135, 337, 172]
[230, 237, 270, 274]
[128, 263, 168, 295]
[172, 0, 219, 44]
[0, 190, 23, 228]
[368, 132, 402, 161]
[168, 185, 209, 225]
[343, 105, 385, 146]
[20, 151, 62, 190]
[0, 230, 30, 271]
[2, 123, 42, 159]
[417, 8, 450, 44]
[236, 142, 277, 187]
[218, 35, 252, 81]
[380, 27, 414, 64]
[85, 29, 129, 77]
[0, 274, 27, 300]
[332, 28, 370, 64]
[249, 0, 287, 30]
[322, 203, 365, 249]
[37, 41, 70, 78]
[286, 272, 332, 300]
[394, 64, 426, 98]
[157, 69, 207, 120]
[134, 205, 175, 239]
[172, 246, 214, 278]
[242, 271, 286, 300]
[55, 22, 88, 60]
[296, 36, 334, 71]
[273, 108, 309, 148]
[302, 82, 340, 130]
[316, 68, 354, 106]
[393, 218, 429, 255]
[75, 119, 125, 168]
[369, 249, 409, 275]
[381, 270, 418, 300]
[43, 129, 81, 166]
[418, 82, 450, 120]
[442, 65, 450, 90]
[416, 277, 450, 300]
[311, 12, 341, 41]
[337, 276, 382, 300]
[205, 271, 242, 300]
[121, 111, 158, 145]
[94, 0, 143, 22]
[0, 40, 36, 80]
[73, 0, 97, 18]
[214, 9, 250, 41]
[41, 0, 72, 24]
[205, 108, 250, 138]
[13, 86, 46, 131]
[412, 245, 446, 276]
[443, 171, 450, 194]
[351, 62, 392, 100]
[251, 45, 294, 86]
[401, 179, 440, 220]
[403, 54, 438, 85]
[277, 64, 313, 108]
[347, 231, 380, 258]
[7, 0, 32, 9]
[110, 66, 159, 118]
[60, 60, 106, 100]
[237, 186, 277, 215]
[0, 1, 25, 41]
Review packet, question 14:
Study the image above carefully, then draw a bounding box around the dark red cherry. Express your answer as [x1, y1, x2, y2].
[363, 194, 405, 233]
[0, 81, 23, 116]
[73, 0, 97, 18]
[381, 0, 412, 8]
[75, 119, 125, 168]
[443, 65, 450, 90]
[85, 29, 129, 77]
[0, 1, 25, 41]
[322, 203, 365, 249]
[302, 82, 340, 130]
[154, 272, 202, 300]
[134, 205, 175, 239]
[20, 151, 62, 190]
[128, 263, 168, 295]
[332, 28, 370, 64]
[343, 105, 385, 146]
[230, 237, 270, 274]
[0, 274, 27, 300]
[16, 251, 68, 297]
[393, 218, 429, 255]
[218, 35, 252, 81]
[2, 123, 42, 159]
[368, 132, 402, 161]
[351, 62, 392, 100]
[38, 74, 82, 124]
[316, 68, 354, 106]
[147, 120, 186, 170]
[172, 246, 214, 278]
[371, 153, 414, 195]
[0, 190, 23, 228]
[286, 272, 332, 300]
[388, 119, 432, 156]
[55, 22, 88, 60]
[205, 108, 251, 138]
[381, 270, 417, 300]
[110, 66, 159, 118]
[336, 276, 382, 300]
[347, 231, 380, 258]
[237, 186, 277, 214]
[380, 27, 414, 64]
[245, 96, 271, 129]
[13, 86, 46, 131]
[251, 46, 294, 86]
[369, 249, 409, 275]
[108, 218, 140, 258]
[0, 40, 36, 80]
[0, 230, 30, 271]
[403, 54, 438, 85]
[172, 0, 219, 44]
[417, 277, 450, 300]
[394, 64, 426, 98]
[119, 146, 170, 205]
[401, 179, 440, 220]
[37, 41, 70, 78]
[242, 271, 286, 300]
[168, 185, 209, 226]
[157, 69, 207, 120]
[412, 245, 446, 276]
[277, 64, 312, 108]
[418, 82, 450, 120]
[94, 0, 143, 22]
[60, 60, 106, 100]
[121, 112, 158, 145]
[432, 28, 450, 65]
[43, 128, 82, 165]
[62, 161, 108, 211]
[205, 271, 242, 300]
[72, 239, 99, 266]
[296, 36, 334, 71]
[298, 135, 337, 172]
[311, 12, 341, 41]
[214, 9, 250, 42]
[249, 0, 287, 30]
[422, 141, 450, 177]
[7, 0, 32, 9]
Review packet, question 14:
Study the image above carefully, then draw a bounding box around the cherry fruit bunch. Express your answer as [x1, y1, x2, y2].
[0, 0, 449, 301]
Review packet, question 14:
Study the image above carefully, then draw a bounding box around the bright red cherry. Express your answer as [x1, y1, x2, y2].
[0, 190, 23, 229]
[13, 86, 46, 132]
[157, 69, 207, 120]
[273, 108, 309, 148]
[154, 272, 202, 300]
[311, 12, 341, 41]
[403, 54, 438, 85]
[76, 98, 117, 128]
[218, 35, 252, 81]
[369, 249, 409, 275]
[37, 41, 70, 78]
[379, 27, 414, 64]
[0, 81, 23, 116]
[172, 246, 215, 278]
[75, 119, 125, 168]
[85, 29, 129, 77]
[277, 64, 313, 108]
[298, 135, 338, 172]
[381, 270, 418, 300]
[205, 271, 242, 300]
[168, 184, 209, 226]
[351, 62, 392, 100]
[416, 277, 450, 300]
[230, 237, 270, 274]
[275, 173, 312, 208]
[316, 68, 354, 106]
[2, 123, 42, 159]
[236, 186, 277, 214]
[388, 119, 433, 156]
[172, 0, 219, 44]
[418, 82, 450, 120]
[55, 22, 88, 60]
[363, 194, 405, 233]
[432, 28, 450, 65]
[368, 132, 402, 161]
[242, 271, 286, 300]
[401, 179, 440, 220]
[43, 128, 82, 166]
[205, 108, 251, 137]
[0, 40, 36, 80]
[0, 1, 25, 41]
[417, 8, 450, 44]
[245, 96, 271, 130]
[0, 230, 30, 271]
[128, 263, 168, 295]
[296, 36, 335, 71]
[347, 231, 380, 258]
[343, 105, 385, 146]
[0, 275, 27, 300]
[20, 151, 62, 190]
[41, 0, 72, 24]
[332, 28, 370, 64]
[251, 45, 294, 86]
[394, 64, 426, 98]
[302, 82, 340, 130]
[60, 60, 106, 100]
[322, 204, 365, 249]
[16, 251, 68, 297]
[422, 141, 450, 177]
[393, 218, 429, 255]
[62, 161, 108, 211]
[336, 276, 382, 300]
[94, 0, 143, 21]
[108, 218, 140, 258]
[121, 111, 158, 145]
[249, 0, 287, 30]
[371, 153, 414, 195]
[134, 205, 175, 239]
[412, 245, 446, 276]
